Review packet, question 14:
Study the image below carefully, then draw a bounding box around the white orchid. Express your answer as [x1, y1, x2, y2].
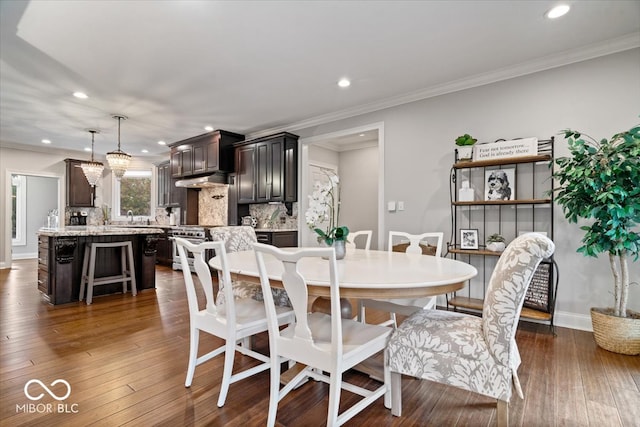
[305, 171, 349, 245]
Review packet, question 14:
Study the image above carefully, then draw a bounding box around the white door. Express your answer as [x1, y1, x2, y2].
[301, 163, 338, 247]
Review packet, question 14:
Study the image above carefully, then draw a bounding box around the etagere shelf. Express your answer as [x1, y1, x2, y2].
[447, 137, 558, 329]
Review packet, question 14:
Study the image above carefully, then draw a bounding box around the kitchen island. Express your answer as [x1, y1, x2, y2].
[37, 226, 164, 304]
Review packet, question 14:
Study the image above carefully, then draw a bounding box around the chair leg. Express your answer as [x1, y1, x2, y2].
[358, 300, 366, 323]
[390, 372, 402, 417]
[79, 245, 90, 301]
[266, 351, 281, 427]
[217, 337, 237, 407]
[497, 399, 508, 427]
[120, 244, 127, 294]
[326, 371, 342, 426]
[184, 328, 200, 387]
[126, 242, 137, 295]
[86, 244, 97, 305]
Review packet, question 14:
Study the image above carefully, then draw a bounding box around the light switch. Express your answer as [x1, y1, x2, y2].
[387, 201, 396, 212]
[397, 201, 405, 211]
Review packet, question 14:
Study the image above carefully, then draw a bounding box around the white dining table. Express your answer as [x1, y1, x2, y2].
[208, 248, 477, 300]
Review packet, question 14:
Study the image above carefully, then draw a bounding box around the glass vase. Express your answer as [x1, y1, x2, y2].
[333, 239, 346, 260]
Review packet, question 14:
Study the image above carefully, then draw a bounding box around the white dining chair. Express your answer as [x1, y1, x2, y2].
[386, 234, 555, 426]
[345, 230, 372, 251]
[358, 231, 444, 327]
[209, 226, 290, 307]
[175, 238, 294, 407]
[253, 242, 392, 427]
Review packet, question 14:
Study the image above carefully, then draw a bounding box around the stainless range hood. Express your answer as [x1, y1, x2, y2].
[175, 173, 228, 188]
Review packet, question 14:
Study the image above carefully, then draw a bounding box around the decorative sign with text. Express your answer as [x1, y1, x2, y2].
[474, 137, 538, 161]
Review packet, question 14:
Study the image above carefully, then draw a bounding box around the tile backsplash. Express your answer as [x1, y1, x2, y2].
[249, 203, 298, 230]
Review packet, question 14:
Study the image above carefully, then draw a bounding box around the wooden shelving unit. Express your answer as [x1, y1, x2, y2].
[447, 138, 558, 328]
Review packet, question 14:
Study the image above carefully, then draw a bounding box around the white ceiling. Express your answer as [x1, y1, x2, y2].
[1, 1, 638, 158]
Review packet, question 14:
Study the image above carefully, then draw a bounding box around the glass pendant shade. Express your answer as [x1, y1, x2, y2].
[106, 115, 131, 180]
[81, 130, 104, 187]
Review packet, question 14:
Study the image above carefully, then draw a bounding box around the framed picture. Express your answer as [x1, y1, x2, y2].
[460, 229, 479, 250]
[484, 168, 516, 201]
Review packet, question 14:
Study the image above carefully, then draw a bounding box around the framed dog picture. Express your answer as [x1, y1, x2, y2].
[484, 168, 516, 201]
[460, 229, 479, 250]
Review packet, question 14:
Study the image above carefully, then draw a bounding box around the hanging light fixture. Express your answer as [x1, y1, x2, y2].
[106, 114, 131, 180]
[80, 129, 104, 187]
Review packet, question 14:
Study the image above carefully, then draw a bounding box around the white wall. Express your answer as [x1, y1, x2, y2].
[339, 146, 379, 249]
[294, 49, 640, 330]
[12, 175, 58, 259]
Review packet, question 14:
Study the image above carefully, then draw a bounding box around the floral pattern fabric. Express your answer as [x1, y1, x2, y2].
[210, 226, 291, 307]
[386, 234, 555, 402]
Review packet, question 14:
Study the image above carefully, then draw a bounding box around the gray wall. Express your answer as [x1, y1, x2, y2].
[294, 48, 640, 329]
[12, 175, 58, 259]
[339, 146, 379, 249]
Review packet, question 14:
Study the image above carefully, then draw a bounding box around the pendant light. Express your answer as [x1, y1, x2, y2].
[106, 114, 131, 180]
[80, 129, 104, 187]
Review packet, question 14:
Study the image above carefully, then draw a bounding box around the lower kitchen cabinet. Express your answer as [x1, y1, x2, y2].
[255, 231, 297, 247]
[156, 229, 173, 266]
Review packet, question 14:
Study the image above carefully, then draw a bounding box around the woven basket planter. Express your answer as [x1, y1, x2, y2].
[590, 307, 640, 355]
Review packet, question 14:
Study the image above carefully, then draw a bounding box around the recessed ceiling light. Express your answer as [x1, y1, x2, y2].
[359, 133, 365, 137]
[73, 92, 88, 99]
[41, 139, 51, 144]
[157, 140, 166, 145]
[141, 149, 149, 153]
[84, 147, 92, 152]
[204, 126, 214, 132]
[338, 78, 351, 88]
[545, 4, 570, 19]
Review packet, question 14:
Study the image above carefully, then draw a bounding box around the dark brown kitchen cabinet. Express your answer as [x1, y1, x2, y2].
[255, 231, 298, 247]
[234, 132, 298, 204]
[157, 161, 171, 207]
[156, 229, 173, 266]
[169, 130, 244, 178]
[65, 158, 94, 207]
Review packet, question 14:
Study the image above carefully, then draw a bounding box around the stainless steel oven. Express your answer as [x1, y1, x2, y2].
[170, 226, 207, 272]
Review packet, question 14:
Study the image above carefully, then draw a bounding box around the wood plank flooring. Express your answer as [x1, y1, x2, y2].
[1, 260, 638, 426]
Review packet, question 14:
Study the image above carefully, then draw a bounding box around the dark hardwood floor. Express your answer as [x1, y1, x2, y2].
[1, 260, 638, 426]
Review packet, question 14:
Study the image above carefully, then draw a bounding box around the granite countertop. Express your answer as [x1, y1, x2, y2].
[37, 226, 165, 237]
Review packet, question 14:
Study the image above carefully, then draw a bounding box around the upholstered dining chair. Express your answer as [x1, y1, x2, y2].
[358, 231, 444, 326]
[209, 226, 290, 307]
[175, 238, 294, 407]
[253, 243, 392, 427]
[386, 233, 555, 426]
[345, 229, 372, 251]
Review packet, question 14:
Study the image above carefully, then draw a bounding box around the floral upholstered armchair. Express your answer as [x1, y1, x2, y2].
[386, 233, 555, 426]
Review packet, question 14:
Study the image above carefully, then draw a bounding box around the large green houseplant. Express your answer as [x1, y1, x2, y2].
[553, 125, 639, 354]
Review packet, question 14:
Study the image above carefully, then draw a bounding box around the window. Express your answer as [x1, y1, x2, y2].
[112, 169, 154, 221]
[11, 175, 26, 246]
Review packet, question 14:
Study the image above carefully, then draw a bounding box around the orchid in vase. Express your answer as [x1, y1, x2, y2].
[305, 171, 349, 247]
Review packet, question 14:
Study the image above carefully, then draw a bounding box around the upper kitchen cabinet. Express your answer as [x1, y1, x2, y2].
[169, 130, 244, 178]
[234, 132, 298, 204]
[65, 159, 94, 207]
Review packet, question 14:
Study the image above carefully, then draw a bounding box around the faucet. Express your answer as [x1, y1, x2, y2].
[127, 210, 134, 224]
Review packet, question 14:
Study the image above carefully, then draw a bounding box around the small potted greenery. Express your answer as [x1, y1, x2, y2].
[553, 125, 639, 355]
[455, 134, 477, 161]
[485, 233, 506, 252]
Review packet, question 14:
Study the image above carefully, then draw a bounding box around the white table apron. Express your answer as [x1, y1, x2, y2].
[208, 248, 478, 299]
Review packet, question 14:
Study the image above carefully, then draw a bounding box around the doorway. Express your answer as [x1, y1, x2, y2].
[299, 122, 384, 249]
[6, 171, 61, 264]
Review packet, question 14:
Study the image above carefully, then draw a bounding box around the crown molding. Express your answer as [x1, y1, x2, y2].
[247, 33, 640, 139]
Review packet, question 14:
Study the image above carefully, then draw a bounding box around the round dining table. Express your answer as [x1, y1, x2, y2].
[208, 248, 477, 300]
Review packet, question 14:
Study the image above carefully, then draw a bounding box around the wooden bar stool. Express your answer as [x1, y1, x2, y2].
[80, 241, 137, 304]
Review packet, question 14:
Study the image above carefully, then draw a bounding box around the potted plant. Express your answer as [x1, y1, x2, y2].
[553, 125, 639, 355]
[485, 233, 506, 252]
[455, 134, 477, 161]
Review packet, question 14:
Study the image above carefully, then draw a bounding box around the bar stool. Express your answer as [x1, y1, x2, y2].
[79, 241, 137, 304]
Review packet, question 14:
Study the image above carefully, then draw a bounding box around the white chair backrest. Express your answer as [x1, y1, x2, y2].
[346, 230, 372, 250]
[388, 231, 444, 257]
[175, 238, 236, 323]
[253, 243, 344, 356]
[482, 233, 554, 366]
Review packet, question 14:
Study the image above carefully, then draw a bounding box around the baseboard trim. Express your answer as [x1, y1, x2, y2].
[553, 310, 593, 332]
[12, 253, 38, 260]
